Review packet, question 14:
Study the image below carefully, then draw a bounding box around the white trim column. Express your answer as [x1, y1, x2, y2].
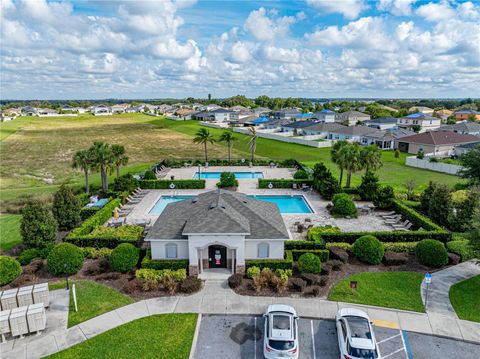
[199, 249, 203, 273]
[231, 249, 235, 273]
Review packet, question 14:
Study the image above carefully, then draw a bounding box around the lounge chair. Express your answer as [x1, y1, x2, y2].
[292, 183, 298, 189]
[381, 211, 396, 217]
[383, 214, 401, 220]
[385, 217, 402, 224]
[392, 220, 410, 229]
[395, 222, 413, 231]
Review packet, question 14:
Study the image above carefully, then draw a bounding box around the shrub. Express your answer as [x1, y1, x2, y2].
[328, 246, 349, 263]
[428, 184, 452, 227]
[179, 276, 202, 294]
[217, 172, 238, 188]
[245, 251, 293, 271]
[306, 286, 321, 297]
[392, 199, 444, 231]
[291, 249, 329, 262]
[352, 235, 384, 264]
[300, 273, 322, 286]
[286, 239, 326, 249]
[416, 239, 448, 267]
[21, 201, 58, 248]
[331, 193, 357, 218]
[326, 242, 353, 251]
[258, 179, 313, 189]
[228, 273, 244, 288]
[47, 243, 84, 275]
[18, 248, 42, 265]
[373, 185, 394, 209]
[247, 266, 260, 279]
[420, 182, 437, 213]
[289, 278, 306, 292]
[135, 268, 186, 292]
[113, 174, 139, 193]
[141, 258, 189, 271]
[394, 149, 400, 158]
[82, 247, 113, 259]
[109, 243, 139, 273]
[312, 163, 341, 200]
[298, 253, 321, 274]
[383, 242, 418, 252]
[274, 269, 292, 293]
[330, 259, 343, 271]
[143, 170, 157, 180]
[449, 194, 479, 232]
[293, 169, 309, 179]
[0, 256, 22, 286]
[67, 199, 120, 237]
[139, 179, 205, 189]
[358, 171, 380, 201]
[446, 240, 475, 261]
[252, 268, 275, 292]
[52, 185, 81, 231]
[80, 207, 100, 221]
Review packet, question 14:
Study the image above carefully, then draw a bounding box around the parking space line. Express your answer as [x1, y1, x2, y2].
[254, 317, 257, 359]
[383, 347, 406, 358]
[377, 333, 401, 344]
[401, 331, 413, 359]
[310, 320, 317, 359]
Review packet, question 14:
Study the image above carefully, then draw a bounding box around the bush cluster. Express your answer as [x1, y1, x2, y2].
[373, 186, 395, 209]
[143, 170, 157, 180]
[79, 207, 100, 221]
[352, 235, 384, 264]
[81, 247, 113, 259]
[52, 185, 82, 231]
[446, 240, 475, 262]
[358, 171, 379, 201]
[285, 239, 326, 250]
[109, 243, 139, 273]
[331, 193, 357, 218]
[161, 158, 299, 168]
[67, 199, 119, 236]
[293, 170, 309, 179]
[258, 179, 313, 189]
[0, 256, 22, 286]
[228, 273, 244, 288]
[47, 243, 85, 275]
[112, 174, 139, 193]
[138, 179, 205, 189]
[312, 163, 341, 200]
[246, 266, 293, 293]
[141, 251, 189, 271]
[245, 250, 293, 271]
[21, 201, 58, 248]
[179, 276, 202, 294]
[298, 253, 321, 274]
[415, 239, 448, 267]
[217, 172, 238, 188]
[135, 268, 187, 292]
[291, 249, 329, 262]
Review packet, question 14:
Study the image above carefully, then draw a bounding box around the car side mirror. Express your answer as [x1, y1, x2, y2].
[294, 316, 299, 320]
[263, 314, 267, 318]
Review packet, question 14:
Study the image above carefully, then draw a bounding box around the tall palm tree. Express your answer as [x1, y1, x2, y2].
[90, 141, 114, 192]
[339, 143, 363, 188]
[360, 144, 382, 172]
[111, 144, 129, 177]
[72, 149, 94, 194]
[193, 128, 216, 162]
[331, 140, 349, 186]
[219, 131, 236, 161]
[248, 126, 257, 162]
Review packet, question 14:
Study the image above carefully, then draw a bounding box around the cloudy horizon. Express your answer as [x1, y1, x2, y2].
[1, 0, 479, 100]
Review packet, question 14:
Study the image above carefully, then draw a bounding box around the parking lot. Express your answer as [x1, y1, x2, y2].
[194, 315, 480, 359]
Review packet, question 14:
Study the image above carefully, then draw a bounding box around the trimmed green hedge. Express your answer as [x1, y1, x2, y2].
[392, 199, 443, 231]
[141, 253, 189, 271]
[258, 179, 314, 189]
[291, 249, 329, 262]
[139, 179, 205, 189]
[317, 230, 450, 243]
[245, 250, 293, 270]
[160, 158, 299, 168]
[68, 199, 120, 236]
[285, 240, 325, 250]
[80, 207, 100, 221]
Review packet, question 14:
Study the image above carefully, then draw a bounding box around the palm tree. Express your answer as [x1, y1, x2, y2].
[219, 131, 236, 161]
[248, 126, 257, 162]
[339, 143, 363, 188]
[193, 128, 216, 162]
[72, 149, 94, 194]
[90, 141, 114, 192]
[331, 140, 348, 186]
[360, 145, 382, 172]
[111, 144, 129, 177]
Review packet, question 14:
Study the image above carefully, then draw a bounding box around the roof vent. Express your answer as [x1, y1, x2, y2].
[209, 204, 216, 209]
[192, 199, 198, 203]
[220, 205, 226, 209]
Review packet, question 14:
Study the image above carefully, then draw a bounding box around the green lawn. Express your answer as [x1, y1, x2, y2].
[449, 275, 480, 322]
[0, 116, 36, 141]
[0, 214, 22, 251]
[46, 313, 198, 359]
[328, 272, 425, 312]
[49, 280, 134, 327]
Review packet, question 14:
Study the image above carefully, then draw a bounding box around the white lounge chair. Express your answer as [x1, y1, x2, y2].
[395, 222, 413, 231]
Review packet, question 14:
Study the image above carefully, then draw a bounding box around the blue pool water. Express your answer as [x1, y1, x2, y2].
[149, 195, 312, 214]
[193, 172, 264, 179]
[247, 195, 313, 214]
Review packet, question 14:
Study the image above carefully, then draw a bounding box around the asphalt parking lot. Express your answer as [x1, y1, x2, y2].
[194, 315, 480, 359]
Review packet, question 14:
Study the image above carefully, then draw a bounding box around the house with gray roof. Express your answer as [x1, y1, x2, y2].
[449, 121, 480, 136]
[325, 125, 377, 142]
[363, 117, 398, 130]
[360, 129, 415, 150]
[335, 110, 371, 126]
[311, 109, 336, 123]
[302, 122, 345, 136]
[145, 190, 290, 275]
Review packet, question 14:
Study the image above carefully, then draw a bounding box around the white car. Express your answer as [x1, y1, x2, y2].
[263, 304, 299, 359]
[335, 308, 381, 359]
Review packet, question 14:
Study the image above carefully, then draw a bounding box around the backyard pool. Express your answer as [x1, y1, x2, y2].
[149, 195, 313, 214]
[193, 171, 264, 179]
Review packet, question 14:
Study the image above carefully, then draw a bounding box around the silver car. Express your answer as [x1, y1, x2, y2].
[336, 308, 381, 359]
[263, 304, 299, 359]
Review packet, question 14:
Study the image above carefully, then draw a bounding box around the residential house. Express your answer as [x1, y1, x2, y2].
[397, 113, 441, 132]
[311, 109, 336, 123]
[439, 121, 480, 136]
[22, 106, 38, 116]
[61, 105, 87, 113]
[261, 118, 293, 130]
[4, 108, 21, 116]
[174, 108, 197, 120]
[280, 120, 318, 133]
[145, 190, 290, 275]
[111, 104, 130, 113]
[454, 141, 480, 156]
[363, 117, 398, 130]
[396, 130, 480, 155]
[408, 106, 434, 115]
[252, 107, 271, 116]
[335, 110, 371, 126]
[301, 122, 345, 136]
[37, 108, 59, 117]
[157, 104, 175, 114]
[194, 108, 235, 122]
[93, 104, 112, 116]
[454, 110, 480, 122]
[0, 111, 16, 122]
[272, 108, 302, 120]
[434, 109, 453, 121]
[360, 129, 415, 150]
[325, 125, 377, 142]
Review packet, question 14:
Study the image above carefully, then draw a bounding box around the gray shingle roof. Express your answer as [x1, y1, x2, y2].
[329, 125, 377, 136]
[146, 190, 290, 240]
[303, 122, 345, 132]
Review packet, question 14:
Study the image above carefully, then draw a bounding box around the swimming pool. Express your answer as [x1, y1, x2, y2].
[193, 171, 264, 179]
[247, 195, 313, 214]
[149, 195, 313, 214]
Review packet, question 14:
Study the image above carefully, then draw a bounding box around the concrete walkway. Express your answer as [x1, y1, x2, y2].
[3, 278, 480, 359]
[422, 259, 480, 317]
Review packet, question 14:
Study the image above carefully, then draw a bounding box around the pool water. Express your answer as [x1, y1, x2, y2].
[193, 172, 264, 179]
[149, 195, 313, 214]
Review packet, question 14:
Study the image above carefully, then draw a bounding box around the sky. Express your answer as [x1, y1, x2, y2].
[1, 0, 479, 100]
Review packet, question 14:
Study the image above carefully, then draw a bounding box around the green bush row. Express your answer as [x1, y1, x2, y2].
[318, 230, 450, 243]
[392, 199, 444, 231]
[141, 252, 189, 271]
[67, 199, 120, 237]
[291, 249, 329, 262]
[245, 250, 293, 270]
[383, 242, 418, 252]
[138, 179, 205, 189]
[160, 158, 300, 168]
[65, 225, 143, 249]
[258, 179, 314, 189]
[285, 240, 325, 250]
[80, 207, 100, 221]
[446, 240, 475, 261]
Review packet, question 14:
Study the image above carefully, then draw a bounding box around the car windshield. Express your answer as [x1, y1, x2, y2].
[269, 339, 295, 350]
[272, 315, 291, 330]
[348, 345, 378, 358]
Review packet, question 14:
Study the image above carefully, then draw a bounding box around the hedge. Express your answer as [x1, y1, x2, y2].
[317, 230, 450, 243]
[291, 249, 329, 262]
[141, 252, 189, 271]
[285, 240, 325, 250]
[80, 207, 100, 221]
[139, 179, 205, 189]
[392, 199, 444, 231]
[245, 250, 293, 270]
[159, 158, 299, 169]
[383, 242, 418, 252]
[258, 179, 314, 189]
[67, 199, 120, 236]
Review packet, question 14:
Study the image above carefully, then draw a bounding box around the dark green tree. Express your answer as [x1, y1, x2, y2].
[459, 145, 480, 184]
[21, 201, 58, 248]
[449, 193, 479, 232]
[52, 185, 81, 231]
[428, 184, 452, 227]
[358, 171, 380, 200]
[420, 181, 437, 213]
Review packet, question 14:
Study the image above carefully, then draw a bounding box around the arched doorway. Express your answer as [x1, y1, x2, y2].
[208, 245, 227, 269]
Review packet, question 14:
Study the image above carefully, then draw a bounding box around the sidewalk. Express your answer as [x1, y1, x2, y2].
[3, 279, 480, 358]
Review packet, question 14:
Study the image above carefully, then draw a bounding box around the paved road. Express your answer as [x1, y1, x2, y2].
[194, 315, 480, 359]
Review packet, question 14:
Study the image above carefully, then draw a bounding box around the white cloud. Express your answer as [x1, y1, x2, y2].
[378, 0, 417, 16]
[80, 53, 119, 74]
[244, 7, 297, 41]
[306, 0, 366, 19]
[262, 46, 300, 63]
[416, 2, 456, 21]
[230, 42, 251, 63]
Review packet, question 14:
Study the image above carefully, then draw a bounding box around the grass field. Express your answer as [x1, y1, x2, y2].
[47, 314, 198, 359]
[0, 114, 460, 202]
[328, 272, 425, 312]
[49, 280, 134, 327]
[0, 214, 22, 251]
[449, 275, 480, 322]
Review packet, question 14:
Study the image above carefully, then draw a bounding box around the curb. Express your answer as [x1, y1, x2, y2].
[189, 313, 202, 359]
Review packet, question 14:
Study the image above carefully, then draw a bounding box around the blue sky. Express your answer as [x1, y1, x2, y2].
[1, 0, 479, 100]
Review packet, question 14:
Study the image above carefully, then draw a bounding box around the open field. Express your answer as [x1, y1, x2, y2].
[0, 114, 460, 202]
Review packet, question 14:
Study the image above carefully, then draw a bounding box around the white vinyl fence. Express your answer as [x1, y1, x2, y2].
[232, 127, 332, 148]
[405, 156, 463, 175]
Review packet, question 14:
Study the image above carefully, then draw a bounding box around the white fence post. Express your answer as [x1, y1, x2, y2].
[72, 284, 78, 312]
